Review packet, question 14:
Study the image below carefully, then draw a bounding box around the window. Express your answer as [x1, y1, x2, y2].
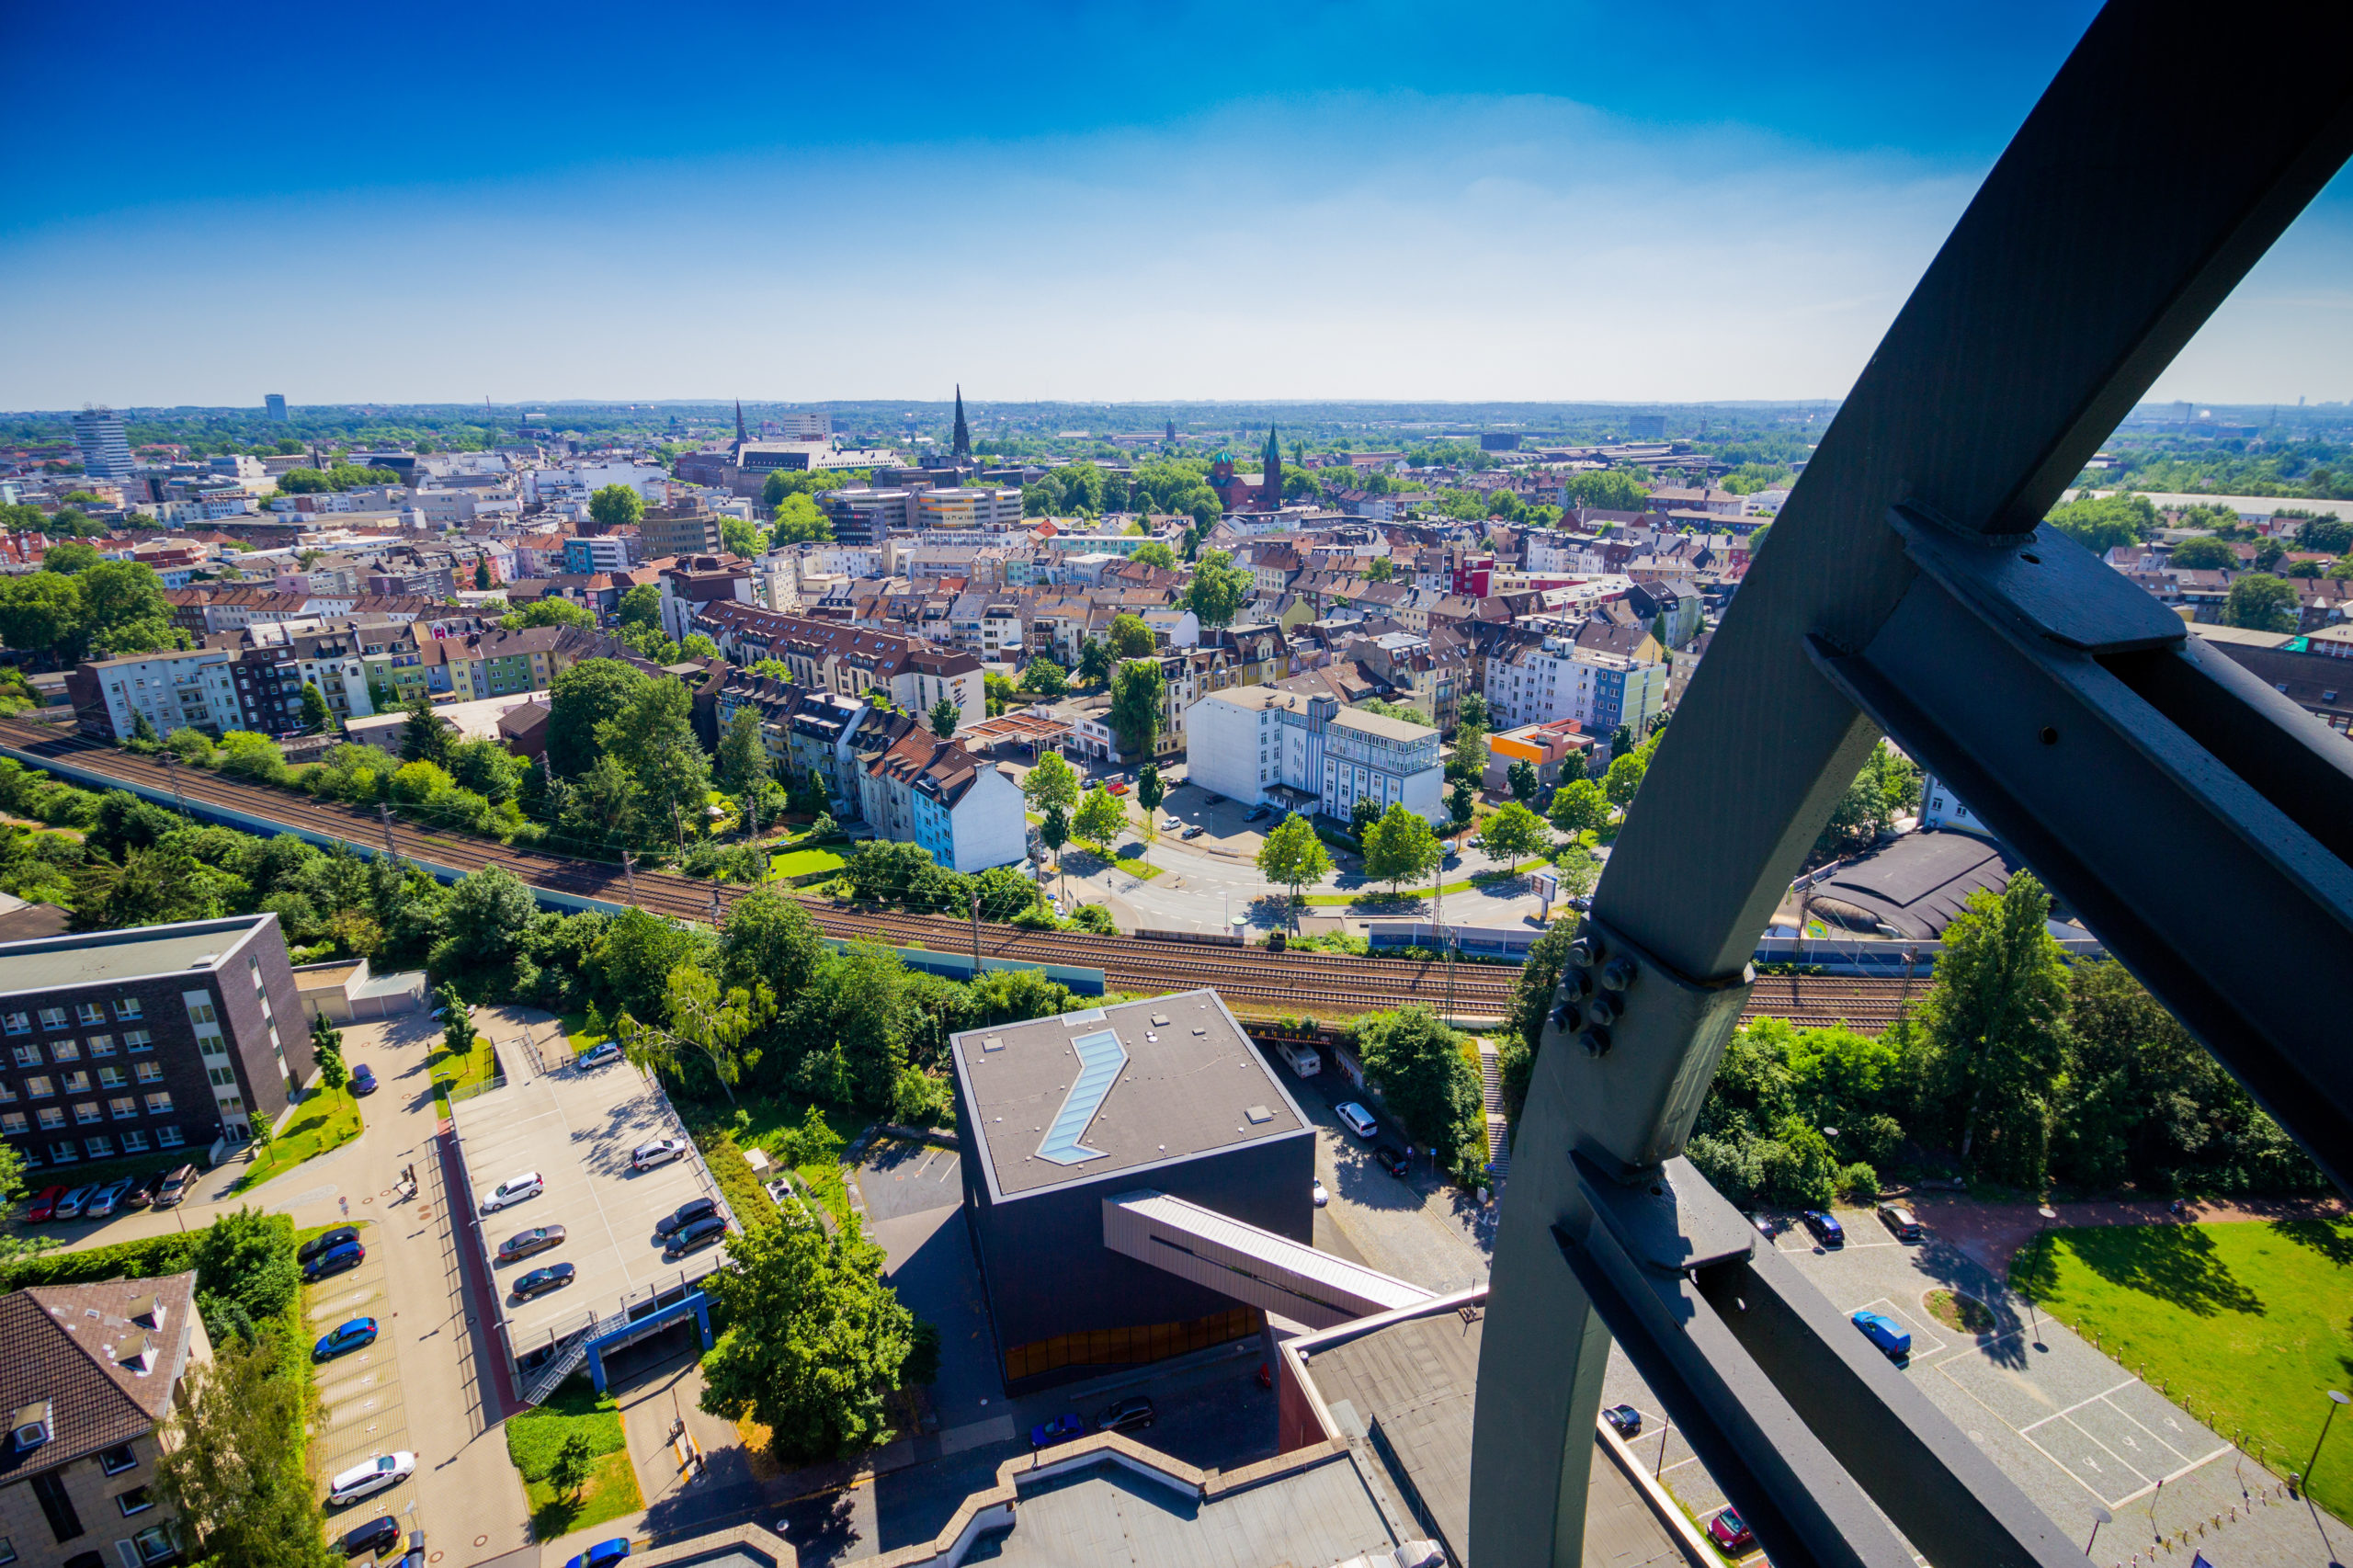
[0, 1534, 13, 1563]
[205, 1067, 235, 1088]
[132, 1524, 175, 1563]
[36, 1008, 67, 1032]
[0, 1013, 24, 1035]
[156, 1127, 184, 1148]
[0, 1113, 20, 1136]
[10, 1045, 38, 1068]
[97, 1067, 124, 1089]
[62, 1073, 89, 1096]
[134, 1062, 163, 1085]
[36, 1108, 63, 1131]
[29, 1467, 81, 1541]
[75, 1003, 104, 1027]
[48, 1040, 76, 1062]
[24, 1076, 51, 1099]
[124, 1030, 152, 1052]
[143, 1094, 172, 1116]
[108, 1097, 137, 1121]
[113, 999, 141, 1021]
[74, 1102, 101, 1126]
[84, 1136, 112, 1159]
[182, 999, 216, 1028]
[114, 1484, 153, 1517]
[47, 1141, 76, 1164]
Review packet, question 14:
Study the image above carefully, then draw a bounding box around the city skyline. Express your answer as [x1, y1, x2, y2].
[4, 0, 2349, 408]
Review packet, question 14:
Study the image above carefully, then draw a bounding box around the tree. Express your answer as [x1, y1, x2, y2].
[1131, 540, 1176, 569]
[1603, 745, 1648, 809]
[1507, 758, 1539, 801]
[398, 690, 449, 766]
[1548, 776, 1611, 838]
[447, 736, 521, 804]
[501, 597, 595, 631]
[40, 540, 101, 574]
[1019, 658, 1068, 699]
[438, 981, 477, 1057]
[1562, 470, 1650, 512]
[1020, 749, 1080, 816]
[597, 678, 712, 850]
[719, 707, 769, 801]
[1134, 764, 1165, 861]
[771, 492, 834, 546]
[218, 730, 289, 785]
[550, 665, 649, 785]
[2167, 535, 2237, 570]
[474, 557, 493, 591]
[717, 887, 829, 1000]
[618, 964, 770, 1103]
[2042, 493, 2158, 552]
[550, 1430, 597, 1503]
[1108, 613, 1155, 658]
[1076, 637, 1114, 687]
[313, 1026, 348, 1094]
[298, 682, 332, 733]
[129, 710, 159, 747]
[1448, 778, 1476, 835]
[1357, 1006, 1482, 1160]
[928, 697, 960, 739]
[155, 1335, 337, 1568]
[589, 483, 645, 533]
[1108, 658, 1165, 761]
[1552, 840, 1599, 903]
[1362, 802, 1443, 896]
[2222, 573, 2298, 631]
[1185, 549, 1251, 628]
[1475, 801, 1550, 878]
[1256, 812, 1333, 925]
[442, 863, 539, 967]
[0, 570, 83, 658]
[1921, 870, 2071, 1187]
[76, 560, 178, 657]
[697, 1220, 920, 1464]
[1457, 692, 1489, 731]
[1073, 783, 1127, 846]
[1365, 556, 1396, 582]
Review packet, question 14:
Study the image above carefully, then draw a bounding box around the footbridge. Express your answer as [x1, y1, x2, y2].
[1103, 1189, 1434, 1331]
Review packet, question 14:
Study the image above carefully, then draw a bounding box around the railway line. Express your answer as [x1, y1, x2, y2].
[0, 718, 1918, 1031]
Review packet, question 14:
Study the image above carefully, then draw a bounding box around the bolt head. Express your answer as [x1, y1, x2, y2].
[1578, 1026, 1611, 1058]
[1600, 957, 1637, 991]
[1568, 937, 1599, 968]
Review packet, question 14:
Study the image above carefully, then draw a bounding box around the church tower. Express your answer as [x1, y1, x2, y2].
[1260, 425, 1281, 512]
[734, 399, 747, 451]
[951, 385, 972, 460]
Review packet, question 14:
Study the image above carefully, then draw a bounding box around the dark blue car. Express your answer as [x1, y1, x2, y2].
[1802, 1210, 1845, 1246]
[302, 1240, 366, 1281]
[563, 1540, 629, 1568]
[313, 1317, 379, 1361]
[351, 1063, 378, 1096]
[1029, 1413, 1085, 1449]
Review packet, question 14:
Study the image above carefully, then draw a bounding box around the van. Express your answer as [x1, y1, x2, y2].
[1335, 1102, 1378, 1140]
[1276, 1041, 1320, 1078]
[1878, 1204, 1924, 1243]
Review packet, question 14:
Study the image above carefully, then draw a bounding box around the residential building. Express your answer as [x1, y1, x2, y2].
[657, 556, 754, 642]
[1184, 686, 1444, 824]
[915, 487, 1026, 531]
[68, 650, 238, 742]
[0, 1271, 210, 1568]
[346, 691, 547, 756]
[639, 501, 723, 560]
[562, 534, 638, 574]
[442, 625, 606, 702]
[856, 728, 1027, 872]
[694, 604, 984, 725]
[713, 674, 873, 816]
[0, 913, 313, 1166]
[1484, 719, 1595, 793]
[70, 409, 133, 481]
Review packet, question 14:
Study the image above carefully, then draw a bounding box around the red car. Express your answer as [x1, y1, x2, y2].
[24, 1186, 65, 1223]
[1707, 1506, 1756, 1555]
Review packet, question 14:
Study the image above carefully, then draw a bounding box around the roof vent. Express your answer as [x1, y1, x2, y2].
[10, 1401, 51, 1450]
[1245, 1105, 1273, 1125]
[188, 954, 221, 968]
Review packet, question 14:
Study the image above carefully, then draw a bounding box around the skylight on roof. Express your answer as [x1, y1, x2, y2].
[1036, 1028, 1126, 1165]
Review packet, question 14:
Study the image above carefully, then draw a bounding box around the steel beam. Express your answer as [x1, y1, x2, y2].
[1472, 2, 2353, 1564]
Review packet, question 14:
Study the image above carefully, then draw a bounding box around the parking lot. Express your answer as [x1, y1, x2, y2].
[303, 1221, 422, 1532]
[445, 1049, 725, 1369]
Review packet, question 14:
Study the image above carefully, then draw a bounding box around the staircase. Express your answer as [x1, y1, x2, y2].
[521, 1314, 598, 1407]
[1476, 1039, 1510, 1182]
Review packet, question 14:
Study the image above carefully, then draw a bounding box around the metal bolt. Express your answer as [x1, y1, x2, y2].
[1600, 956, 1637, 992]
[1558, 968, 1592, 1003]
[1586, 994, 1620, 1028]
[1579, 1026, 1611, 1058]
[1549, 1002, 1581, 1032]
[1568, 937, 1599, 968]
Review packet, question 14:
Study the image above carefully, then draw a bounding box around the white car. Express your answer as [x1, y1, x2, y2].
[631, 1138, 688, 1171]
[327, 1450, 416, 1506]
[480, 1172, 544, 1213]
[1335, 1102, 1379, 1140]
[84, 1177, 136, 1219]
[577, 1040, 623, 1069]
[1312, 1178, 1329, 1208]
[52, 1184, 100, 1220]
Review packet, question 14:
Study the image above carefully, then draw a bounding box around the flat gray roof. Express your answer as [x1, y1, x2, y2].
[0, 916, 267, 998]
[990, 1452, 1399, 1568]
[950, 990, 1307, 1201]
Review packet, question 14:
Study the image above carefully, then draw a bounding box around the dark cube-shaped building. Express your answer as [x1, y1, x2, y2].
[950, 988, 1313, 1393]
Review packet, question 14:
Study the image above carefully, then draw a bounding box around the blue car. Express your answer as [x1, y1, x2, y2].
[302, 1240, 366, 1281]
[1029, 1413, 1085, 1449]
[1852, 1309, 1912, 1358]
[564, 1540, 629, 1568]
[313, 1317, 379, 1361]
[1802, 1210, 1845, 1246]
[351, 1063, 378, 1096]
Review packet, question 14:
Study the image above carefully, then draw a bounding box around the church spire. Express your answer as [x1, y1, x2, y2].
[951, 385, 972, 460]
[1261, 423, 1281, 510]
[734, 399, 747, 446]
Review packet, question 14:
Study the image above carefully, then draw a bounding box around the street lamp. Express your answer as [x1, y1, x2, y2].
[2305, 1389, 2351, 1491]
[2029, 1205, 2058, 1347]
[2086, 1505, 2111, 1557]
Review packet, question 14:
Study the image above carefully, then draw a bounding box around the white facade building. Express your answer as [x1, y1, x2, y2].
[72, 408, 134, 479]
[1184, 686, 1445, 825]
[1487, 637, 1667, 736]
[86, 650, 239, 740]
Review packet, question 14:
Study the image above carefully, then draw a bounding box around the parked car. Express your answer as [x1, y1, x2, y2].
[1751, 1213, 1781, 1238]
[25, 1186, 65, 1222]
[339, 1515, 402, 1560]
[1801, 1210, 1845, 1246]
[314, 1317, 380, 1361]
[85, 1177, 137, 1219]
[1312, 1178, 1328, 1208]
[497, 1226, 566, 1263]
[480, 1172, 545, 1212]
[1851, 1309, 1913, 1358]
[512, 1263, 575, 1301]
[655, 1197, 719, 1238]
[1182, 824, 1208, 839]
[1372, 1143, 1411, 1176]
[1029, 1413, 1086, 1449]
[1335, 1102, 1378, 1140]
[153, 1164, 197, 1208]
[665, 1214, 727, 1259]
[1707, 1506, 1755, 1554]
[563, 1540, 630, 1568]
[578, 1040, 624, 1070]
[1107, 778, 1130, 795]
[1245, 804, 1272, 822]
[304, 1241, 366, 1282]
[1877, 1204, 1924, 1243]
[1097, 1396, 1156, 1435]
[631, 1138, 689, 1171]
[326, 1451, 416, 1507]
[351, 1063, 379, 1096]
[52, 1184, 100, 1221]
[1602, 1404, 1643, 1439]
[300, 1225, 361, 1264]
[125, 1170, 165, 1209]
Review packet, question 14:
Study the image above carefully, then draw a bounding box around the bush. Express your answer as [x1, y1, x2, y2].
[1066, 903, 1117, 934]
[2, 1232, 200, 1291]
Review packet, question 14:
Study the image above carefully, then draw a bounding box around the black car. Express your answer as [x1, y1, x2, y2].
[1097, 1396, 1155, 1435]
[512, 1263, 576, 1301]
[125, 1169, 166, 1209]
[665, 1214, 727, 1258]
[654, 1197, 718, 1238]
[301, 1224, 361, 1264]
[1372, 1144, 1411, 1177]
[1602, 1403, 1643, 1438]
[339, 1515, 402, 1560]
[303, 1241, 366, 1282]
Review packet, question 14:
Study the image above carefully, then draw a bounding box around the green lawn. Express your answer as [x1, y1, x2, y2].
[1066, 839, 1165, 880]
[679, 1093, 866, 1231]
[766, 846, 847, 881]
[1297, 859, 1550, 905]
[506, 1377, 642, 1540]
[236, 1086, 363, 1192]
[2010, 1217, 2353, 1517]
[427, 1027, 501, 1108]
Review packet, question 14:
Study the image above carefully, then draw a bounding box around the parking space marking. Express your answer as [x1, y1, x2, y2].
[2018, 1376, 2142, 1433]
[2019, 1413, 2153, 1506]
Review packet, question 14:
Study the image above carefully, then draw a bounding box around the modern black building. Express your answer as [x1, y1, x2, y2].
[950, 989, 1315, 1393]
[0, 915, 312, 1174]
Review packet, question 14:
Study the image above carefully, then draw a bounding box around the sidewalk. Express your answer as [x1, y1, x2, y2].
[1913, 1191, 2348, 1278]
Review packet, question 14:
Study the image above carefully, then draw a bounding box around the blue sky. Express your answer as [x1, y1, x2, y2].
[4, 0, 2346, 409]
